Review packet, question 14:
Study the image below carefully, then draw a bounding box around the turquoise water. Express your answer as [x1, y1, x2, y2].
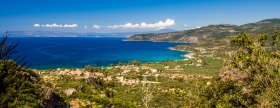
[7, 37, 188, 69]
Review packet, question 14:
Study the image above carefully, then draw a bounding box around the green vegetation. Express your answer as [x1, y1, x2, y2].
[0, 60, 41, 107]
[0, 32, 41, 107]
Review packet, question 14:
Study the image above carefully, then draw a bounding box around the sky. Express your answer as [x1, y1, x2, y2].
[0, 0, 280, 33]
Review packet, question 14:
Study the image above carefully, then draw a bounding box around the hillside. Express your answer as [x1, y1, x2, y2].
[125, 18, 280, 43]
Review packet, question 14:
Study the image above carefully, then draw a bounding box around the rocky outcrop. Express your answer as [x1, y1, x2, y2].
[41, 87, 69, 108]
[219, 65, 249, 82]
[64, 88, 76, 96]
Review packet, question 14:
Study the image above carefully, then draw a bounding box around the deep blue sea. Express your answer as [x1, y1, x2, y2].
[6, 36, 188, 69]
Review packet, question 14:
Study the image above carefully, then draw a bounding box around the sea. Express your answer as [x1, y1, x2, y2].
[6, 36, 188, 70]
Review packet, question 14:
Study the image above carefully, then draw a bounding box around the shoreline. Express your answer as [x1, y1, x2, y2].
[123, 40, 195, 44]
[168, 47, 195, 60]
[182, 53, 195, 59]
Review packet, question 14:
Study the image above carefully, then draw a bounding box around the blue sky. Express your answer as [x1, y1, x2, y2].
[0, 0, 280, 33]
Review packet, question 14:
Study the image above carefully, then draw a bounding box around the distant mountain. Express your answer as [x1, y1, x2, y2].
[125, 18, 280, 43]
[1, 29, 177, 37]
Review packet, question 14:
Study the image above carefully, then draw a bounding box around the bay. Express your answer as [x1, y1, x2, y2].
[6, 36, 188, 69]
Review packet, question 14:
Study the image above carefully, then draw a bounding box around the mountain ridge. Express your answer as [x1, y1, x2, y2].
[125, 18, 280, 43]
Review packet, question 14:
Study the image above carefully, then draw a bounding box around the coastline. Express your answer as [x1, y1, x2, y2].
[182, 53, 195, 60]
[123, 39, 194, 44]
[122, 40, 152, 42]
[168, 47, 195, 60]
[124, 39, 195, 60]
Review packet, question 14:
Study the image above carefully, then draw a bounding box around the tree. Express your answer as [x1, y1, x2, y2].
[140, 75, 160, 108]
[117, 61, 123, 66]
[132, 60, 142, 66]
[0, 32, 39, 107]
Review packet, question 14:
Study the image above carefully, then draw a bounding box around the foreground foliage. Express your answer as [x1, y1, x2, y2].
[0, 32, 41, 107]
[0, 33, 68, 108]
[193, 31, 280, 107]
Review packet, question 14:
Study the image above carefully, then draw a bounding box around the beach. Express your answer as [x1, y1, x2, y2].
[168, 47, 194, 60]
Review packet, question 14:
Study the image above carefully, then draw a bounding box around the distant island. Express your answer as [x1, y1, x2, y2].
[2, 28, 176, 37]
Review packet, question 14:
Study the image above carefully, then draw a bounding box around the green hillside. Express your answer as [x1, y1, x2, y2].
[126, 18, 280, 43]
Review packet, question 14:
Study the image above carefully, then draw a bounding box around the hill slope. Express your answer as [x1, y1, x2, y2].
[125, 18, 280, 43]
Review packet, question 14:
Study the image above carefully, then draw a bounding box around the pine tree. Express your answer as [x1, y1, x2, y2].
[0, 32, 40, 107]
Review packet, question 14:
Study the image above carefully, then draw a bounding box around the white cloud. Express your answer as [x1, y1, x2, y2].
[184, 24, 188, 26]
[123, 23, 140, 29]
[106, 19, 175, 29]
[93, 25, 100, 29]
[39, 23, 77, 28]
[191, 26, 201, 29]
[107, 26, 114, 29]
[64, 24, 78, 27]
[35, 19, 175, 29]
[33, 24, 40, 27]
[107, 25, 122, 29]
[42, 23, 62, 27]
